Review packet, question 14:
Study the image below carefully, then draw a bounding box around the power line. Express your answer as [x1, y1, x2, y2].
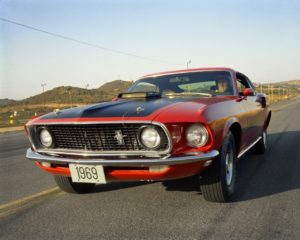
[0, 17, 184, 67]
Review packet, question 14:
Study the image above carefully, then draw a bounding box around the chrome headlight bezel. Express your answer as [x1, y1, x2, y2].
[185, 124, 209, 148]
[139, 126, 162, 149]
[39, 128, 53, 148]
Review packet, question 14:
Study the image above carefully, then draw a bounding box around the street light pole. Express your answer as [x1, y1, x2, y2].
[186, 60, 191, 69]
[41, 83, 46, 107]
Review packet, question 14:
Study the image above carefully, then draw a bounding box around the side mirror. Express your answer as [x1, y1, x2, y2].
[242, 88, 254, 97]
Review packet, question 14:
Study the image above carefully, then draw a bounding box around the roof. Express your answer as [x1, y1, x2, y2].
[141, 67, 235, 78]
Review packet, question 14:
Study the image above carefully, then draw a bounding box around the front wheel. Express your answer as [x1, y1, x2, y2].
[200, 132, 237, 202]
[54, 175, 96, 194]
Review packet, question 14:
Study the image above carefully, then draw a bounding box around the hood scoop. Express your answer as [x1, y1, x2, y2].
[118, 92, 161, 99]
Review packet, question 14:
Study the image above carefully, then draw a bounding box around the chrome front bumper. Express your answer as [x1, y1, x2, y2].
[26, 148, 219, 167]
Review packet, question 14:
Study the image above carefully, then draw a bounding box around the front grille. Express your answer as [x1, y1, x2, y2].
[39, 123, 169, 152]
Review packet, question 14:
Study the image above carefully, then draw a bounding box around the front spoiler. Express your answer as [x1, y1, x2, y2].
[26, 148, 219, 167]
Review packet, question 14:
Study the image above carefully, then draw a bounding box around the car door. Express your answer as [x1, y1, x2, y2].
[237, 74, 265, 145]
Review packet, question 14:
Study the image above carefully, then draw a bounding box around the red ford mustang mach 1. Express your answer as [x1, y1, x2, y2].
[25, 68, 271, 202]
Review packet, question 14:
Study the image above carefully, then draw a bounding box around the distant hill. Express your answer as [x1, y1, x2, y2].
[0, 98, 16, 106]
[273, 79, 300, 87]
[98, 80, 133, 92]
[5, 80, 133, 107]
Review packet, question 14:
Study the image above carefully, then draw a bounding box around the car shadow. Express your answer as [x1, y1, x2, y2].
[163, 131, 300, 202]
[91, 181, 152, 194]
[162, 175, 201, 193]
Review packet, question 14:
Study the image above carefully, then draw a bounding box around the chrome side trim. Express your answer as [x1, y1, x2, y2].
[27, 121, 172, 157]
[26, 148, 219, 167]
[237, 136, 262, 158]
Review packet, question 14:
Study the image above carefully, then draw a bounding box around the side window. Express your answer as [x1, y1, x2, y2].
[236, 72, 254, 95]
[237, 80, 247, 93]
[246, 78, 256, 90]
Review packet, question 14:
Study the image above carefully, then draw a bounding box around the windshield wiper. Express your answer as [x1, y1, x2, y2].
[164, 92, 212, 97]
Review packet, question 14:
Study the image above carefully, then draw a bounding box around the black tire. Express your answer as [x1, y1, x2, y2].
[253, 130, 267, 154]
[54, 175, 96, 194]
[200, 132, 237, 202]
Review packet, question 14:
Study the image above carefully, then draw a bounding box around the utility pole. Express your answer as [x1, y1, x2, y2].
[186, 60, 191, 69]
[279, 87, 282, 100]
[268, 81, 271, 102]
[271, 85, 273, 102]
[41, 83, 46, 107]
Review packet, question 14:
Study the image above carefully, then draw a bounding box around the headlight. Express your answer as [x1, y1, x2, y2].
[186, 124, 208, 147]
[140, 127, 161, 149]
[39, 128, 53, 147]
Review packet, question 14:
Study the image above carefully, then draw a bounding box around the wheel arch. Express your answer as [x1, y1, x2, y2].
[264, 111, 272, 130]
[222, 118, 242, 155]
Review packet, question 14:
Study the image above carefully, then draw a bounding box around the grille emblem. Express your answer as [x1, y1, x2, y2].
[114, 130, 127, 145]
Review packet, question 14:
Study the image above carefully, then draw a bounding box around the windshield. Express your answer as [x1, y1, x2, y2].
[128, 71, 234, 97]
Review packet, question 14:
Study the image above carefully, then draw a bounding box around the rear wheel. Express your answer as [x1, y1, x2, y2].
[200, 132, 237, 202]
[253, 130, 267, 154]
[54, 175, 96, 193]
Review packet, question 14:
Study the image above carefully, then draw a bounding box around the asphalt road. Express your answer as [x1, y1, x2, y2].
[1, 99, 300, 240]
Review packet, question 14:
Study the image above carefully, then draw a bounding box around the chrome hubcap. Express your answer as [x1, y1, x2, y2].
[225, 152, 233, 186]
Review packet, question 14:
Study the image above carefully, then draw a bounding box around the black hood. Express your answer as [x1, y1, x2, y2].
[40, 98, 186, 120]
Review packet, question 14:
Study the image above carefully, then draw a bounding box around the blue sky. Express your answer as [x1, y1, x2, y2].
[1, 0, 300, 99]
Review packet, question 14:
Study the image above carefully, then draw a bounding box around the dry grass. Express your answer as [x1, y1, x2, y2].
[0, 103, 85, 113]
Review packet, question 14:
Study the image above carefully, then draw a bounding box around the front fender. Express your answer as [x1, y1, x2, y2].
[211, 117, 241, 152]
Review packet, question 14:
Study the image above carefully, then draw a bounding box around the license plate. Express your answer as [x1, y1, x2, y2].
[69, 164, 106, 184]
